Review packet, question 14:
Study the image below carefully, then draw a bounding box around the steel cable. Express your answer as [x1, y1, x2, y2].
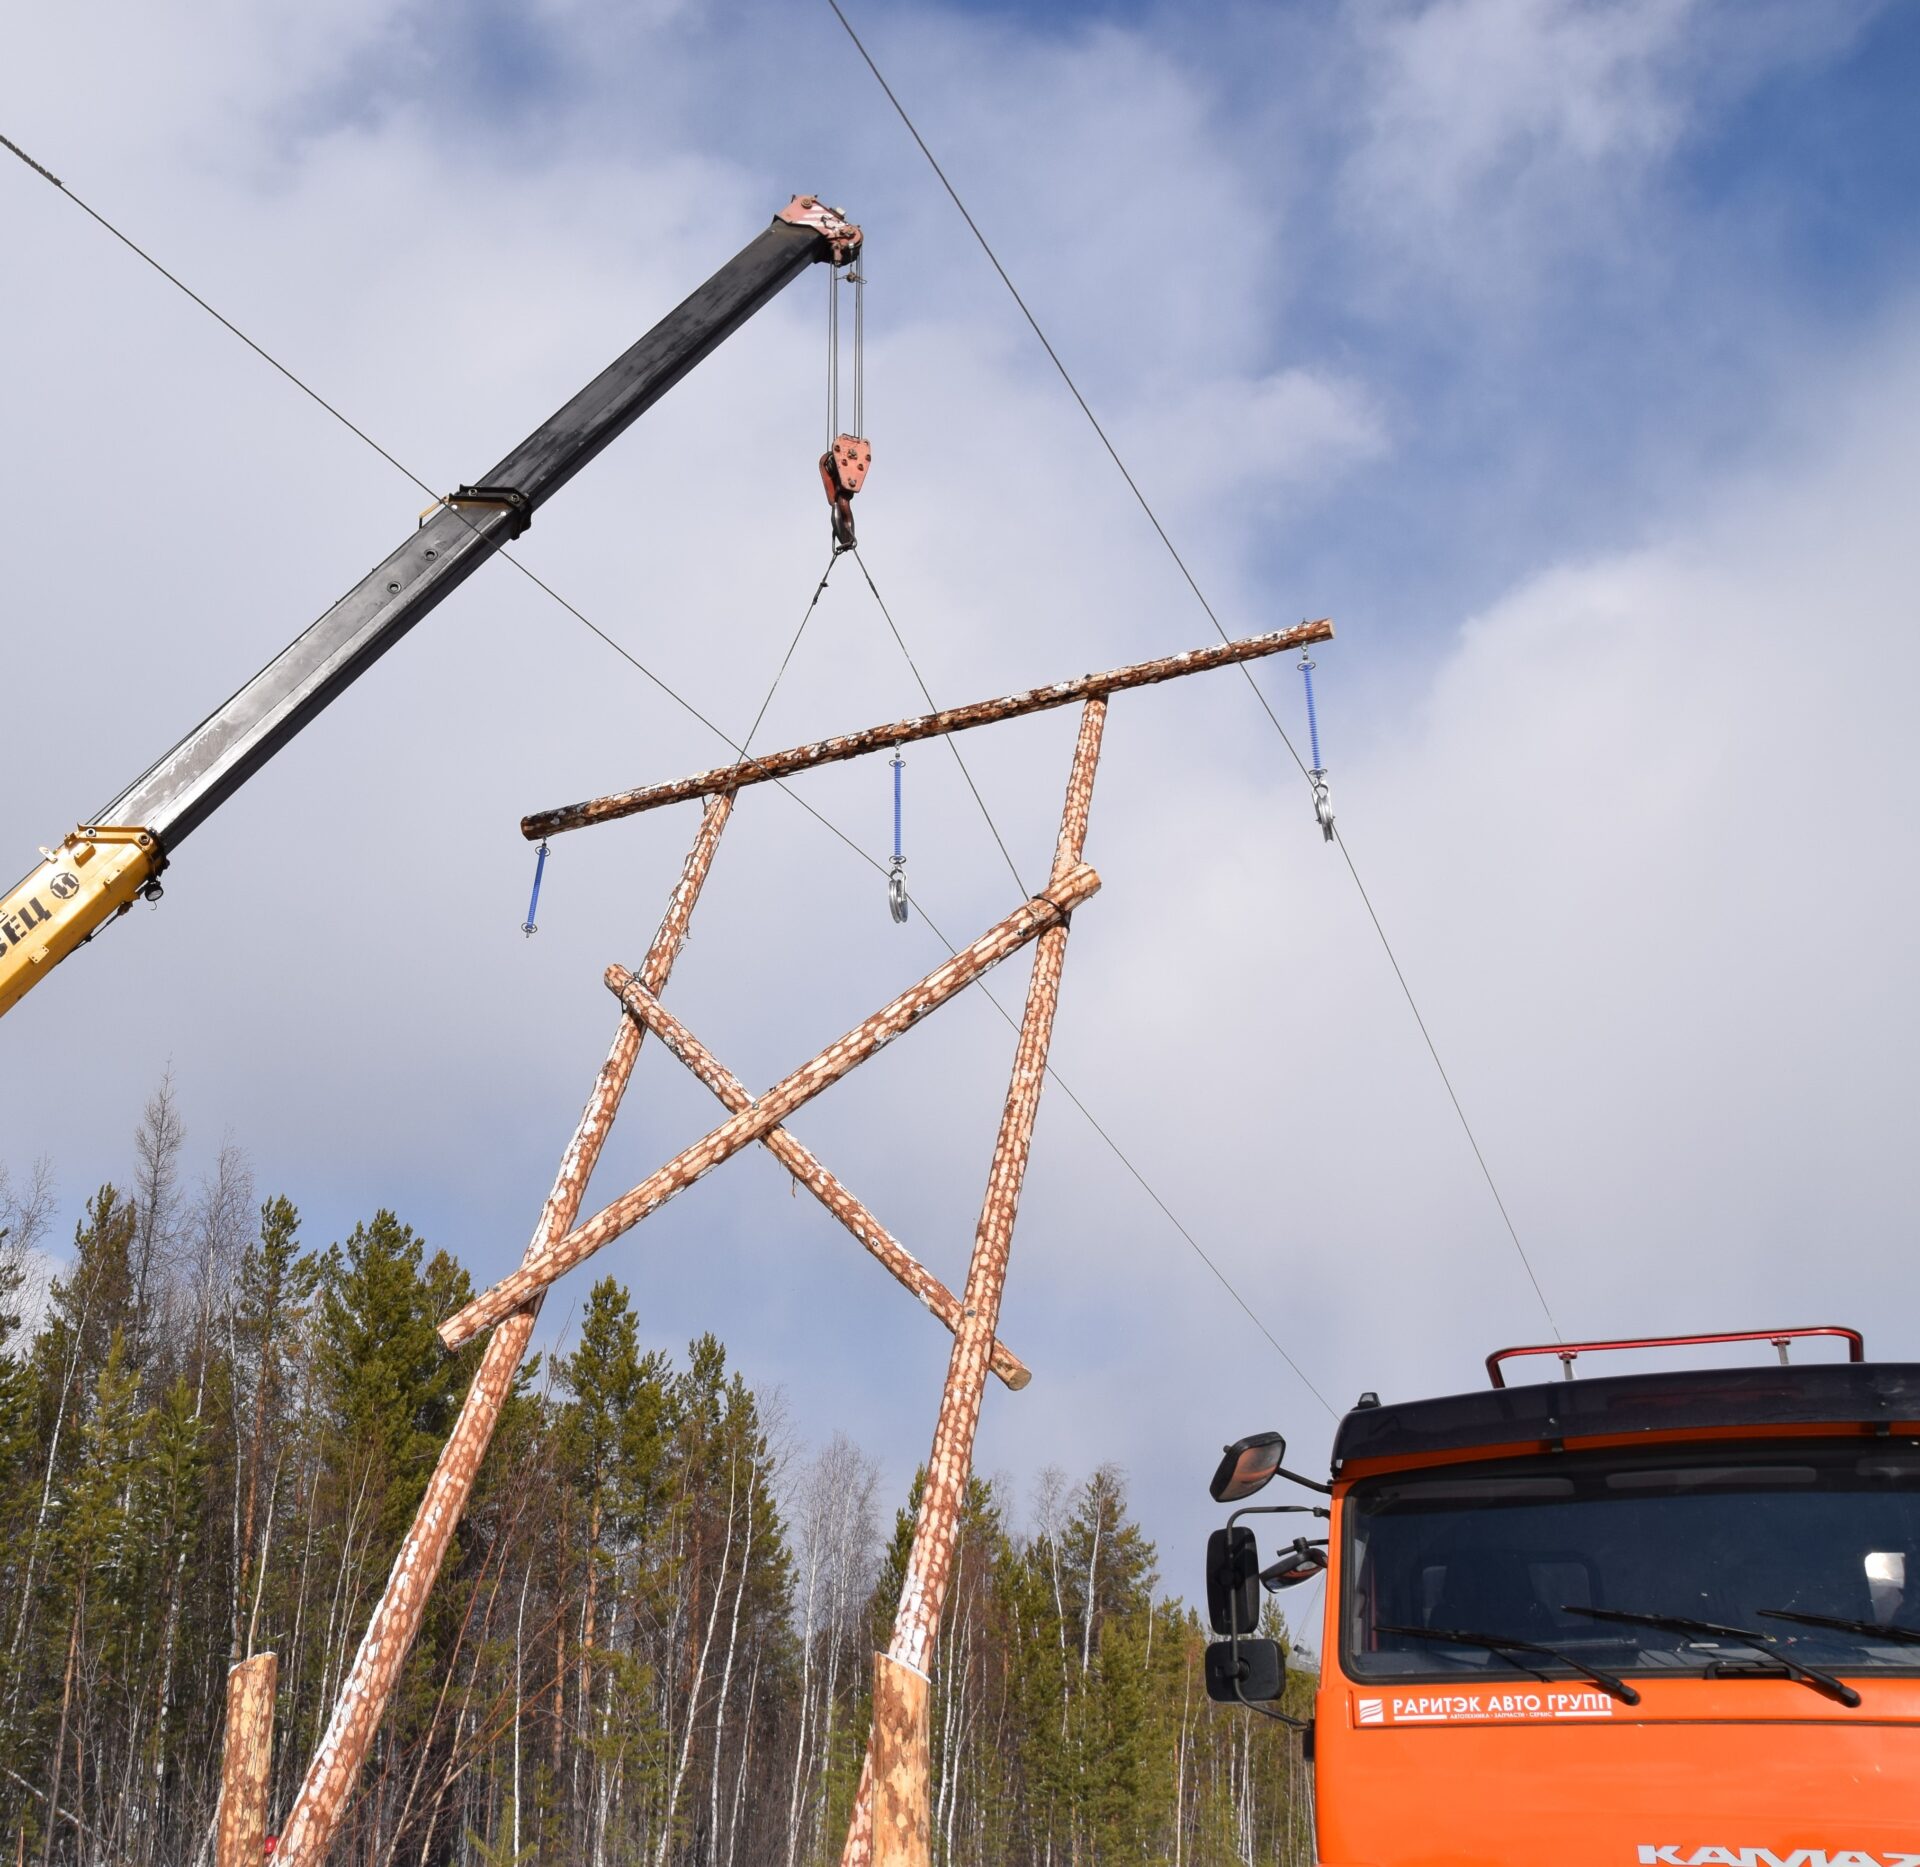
[850, 547, 1031, 900]
[1, 127, 1342, 1410]
[820, 3, 1562, 1341]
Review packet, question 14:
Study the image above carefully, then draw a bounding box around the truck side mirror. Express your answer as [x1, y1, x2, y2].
[1260, 1538, 1329, 1590]
[1209, 1430, 1287, 1502]
[1204, 1637, 1286, 1704]
[1206, 1526, 1260, 1635]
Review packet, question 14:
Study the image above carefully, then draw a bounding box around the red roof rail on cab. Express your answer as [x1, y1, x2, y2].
[1485, 1325, 1864, 1388]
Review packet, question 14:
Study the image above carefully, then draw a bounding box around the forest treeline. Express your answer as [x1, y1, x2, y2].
[0, 1082, 1314, 1865]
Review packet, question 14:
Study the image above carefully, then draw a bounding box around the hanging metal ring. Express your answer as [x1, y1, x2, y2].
[1310, 773, 1335, 843]
[888, 863, 910, 924]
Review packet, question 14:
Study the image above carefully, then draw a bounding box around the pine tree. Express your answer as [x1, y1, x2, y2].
[316, 1210, 475, 1542]
[0, 1106, 1330, 1866]
[231, 1194, 321, 1659]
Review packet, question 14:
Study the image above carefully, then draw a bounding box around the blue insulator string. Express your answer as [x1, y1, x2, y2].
[887, 753, 909, 924]
[1298, 650, 1335, 843]
[522, 841, 549, 937]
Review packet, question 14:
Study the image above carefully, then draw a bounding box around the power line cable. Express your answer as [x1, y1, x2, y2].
[0, 131, 888, 888]
[853, 538, 1332, 1407]
[843, 552, 1338, 1406]
[821, 2, 1561, 1340]
[1331, 830, 1558, 1334]
[2, 127, 1341, 1408]
[1, 133, 437, 509]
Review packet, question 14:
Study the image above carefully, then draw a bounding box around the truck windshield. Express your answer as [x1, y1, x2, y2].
[1344, 1440, 1920, 1681]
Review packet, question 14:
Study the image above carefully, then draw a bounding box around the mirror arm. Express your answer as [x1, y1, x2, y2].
[1227, 1502, 1328, 1535]
[1276, 1464, 1333, 1495]
[1219, 1507, 1322, 1727]
[1226, 1621, 1309, 1729]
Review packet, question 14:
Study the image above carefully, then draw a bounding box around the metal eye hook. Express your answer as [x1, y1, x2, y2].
[1310, 772, 1335, 843]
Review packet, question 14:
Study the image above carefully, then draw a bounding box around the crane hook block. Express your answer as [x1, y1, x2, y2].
[821, 435, 872, 553]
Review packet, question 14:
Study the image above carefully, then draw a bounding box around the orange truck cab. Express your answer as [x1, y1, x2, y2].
[1203, 1328, 1920, 1865]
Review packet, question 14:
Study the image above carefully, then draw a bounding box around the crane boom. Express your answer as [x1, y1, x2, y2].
[0, 196, 858, 1021]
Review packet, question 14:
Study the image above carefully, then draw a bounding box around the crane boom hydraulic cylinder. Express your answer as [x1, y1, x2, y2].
[0, 197, 859, 1021]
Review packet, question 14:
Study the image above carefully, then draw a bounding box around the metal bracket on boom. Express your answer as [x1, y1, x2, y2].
[777, 195, 863, 265]
[449, 484, 534, 538]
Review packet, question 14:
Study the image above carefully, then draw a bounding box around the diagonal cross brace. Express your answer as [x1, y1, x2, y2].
[439, 861, 1101, 1350]
[603, 962, 1031, 1391]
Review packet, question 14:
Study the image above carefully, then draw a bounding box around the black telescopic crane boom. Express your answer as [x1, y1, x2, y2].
[0, 197, 859, 1019]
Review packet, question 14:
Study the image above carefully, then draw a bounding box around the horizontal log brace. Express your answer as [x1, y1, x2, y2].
[522, 619, 1334, 839]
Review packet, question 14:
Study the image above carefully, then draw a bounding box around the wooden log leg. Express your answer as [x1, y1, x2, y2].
[272, 794, 733, 1864]
[215, 1653, 277, 1867]
[869, 1654, 931, 1867]
[843, 701, 1107, 1866]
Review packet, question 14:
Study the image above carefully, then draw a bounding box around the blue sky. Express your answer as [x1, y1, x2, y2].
[6, 0, 1920, 1622]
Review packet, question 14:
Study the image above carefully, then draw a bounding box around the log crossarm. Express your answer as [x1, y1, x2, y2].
[439, 861, 1101, 1349]
[602, 962, 1032, 1391]
[522, 620, 1334, 839]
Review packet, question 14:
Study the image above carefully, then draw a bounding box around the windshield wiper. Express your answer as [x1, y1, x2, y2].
[1757, 1608, 1920, 1647]
[1562, 1605, 1861, 1707]
[1376, 1622, 1640, 1705]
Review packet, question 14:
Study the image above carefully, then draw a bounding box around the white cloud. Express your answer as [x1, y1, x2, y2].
[1336, 0, 1873, 300]
[1, 0, 1915, 1599]
[1116, 368, 1388, 517]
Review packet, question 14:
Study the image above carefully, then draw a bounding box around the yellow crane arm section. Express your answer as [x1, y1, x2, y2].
[0, 829, 159, 1017]
[0, 197, 857, 1025]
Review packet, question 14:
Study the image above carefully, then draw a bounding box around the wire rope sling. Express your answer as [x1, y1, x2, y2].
[822, 243, 871, 552]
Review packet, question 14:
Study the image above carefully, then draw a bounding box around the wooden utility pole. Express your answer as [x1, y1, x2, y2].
[273, 796, 734, 1864]
[273, 622, 1331, 1854]
[215, 1652, 277, 1867]
[845, 699, 1108, 1867]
